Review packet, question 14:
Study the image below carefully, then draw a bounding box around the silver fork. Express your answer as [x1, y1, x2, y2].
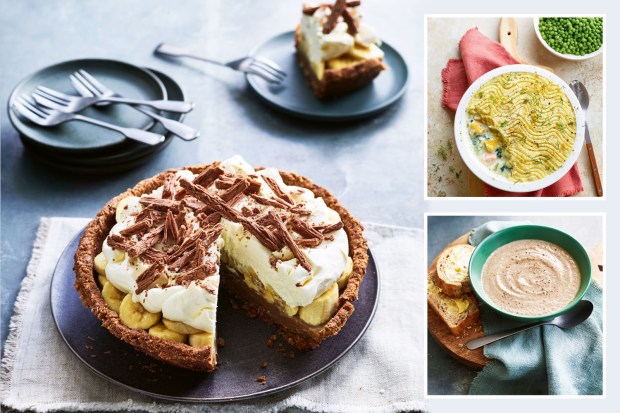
[33, 85, 194, 113]
[154, 42, 286, 84]
[12, 95, 165, 146]
[71, 69, 199, 141]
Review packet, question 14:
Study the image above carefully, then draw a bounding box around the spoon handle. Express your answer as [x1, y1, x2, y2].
[466, 321, 544, 350]
[585, 129, 603, 196]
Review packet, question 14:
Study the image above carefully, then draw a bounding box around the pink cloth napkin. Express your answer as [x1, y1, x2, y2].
[441, 28, 584, 197]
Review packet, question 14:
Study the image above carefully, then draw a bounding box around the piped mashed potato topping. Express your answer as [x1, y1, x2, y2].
[466, 72, 577, 183]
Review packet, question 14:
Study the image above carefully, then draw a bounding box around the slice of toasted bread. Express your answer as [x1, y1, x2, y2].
[427, 269, 479, 336]
[434, 244, 475, 298]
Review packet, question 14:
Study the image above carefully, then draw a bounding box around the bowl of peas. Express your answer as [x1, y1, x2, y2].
[534, 17, 604, 61]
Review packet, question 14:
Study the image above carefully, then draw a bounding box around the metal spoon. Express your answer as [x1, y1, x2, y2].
[570, 80, 603, 197]
[466, 300, 593, 350]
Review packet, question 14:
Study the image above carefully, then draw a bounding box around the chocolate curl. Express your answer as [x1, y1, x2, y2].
[135, 262, 165, 294]
[323, 0, 347, 34]
[268, 211, 312, 272]
[303, 1, 361, 16]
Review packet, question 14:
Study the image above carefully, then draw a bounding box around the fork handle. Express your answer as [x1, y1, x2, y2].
[73, 114, 165, 146]
[154, 42, 228, 67]
[134, 107, 199, 141]
[104, 97, 194, 113]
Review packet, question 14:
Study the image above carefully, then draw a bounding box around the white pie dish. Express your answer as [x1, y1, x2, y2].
[454, 64, 585, 193]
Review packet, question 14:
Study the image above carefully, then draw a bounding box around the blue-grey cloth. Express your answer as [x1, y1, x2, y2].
[467, 222, 603, 395]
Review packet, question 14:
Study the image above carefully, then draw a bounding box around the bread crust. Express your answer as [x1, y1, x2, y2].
[434, 244, 474, 297]
[74, 162, 368, 370]
[294, 26, 386, 100]
[427, 269, 479, 337]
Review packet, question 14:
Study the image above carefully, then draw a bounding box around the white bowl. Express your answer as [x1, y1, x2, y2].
[533, 17, 603, 61]
[454, 64, 585, 193]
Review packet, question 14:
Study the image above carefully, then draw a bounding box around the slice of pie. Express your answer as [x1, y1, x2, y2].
[296, 0, 387, 99]
[74, 156, 368, 371]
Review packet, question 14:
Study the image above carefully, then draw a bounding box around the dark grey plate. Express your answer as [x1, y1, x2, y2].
[246, 31, 408, 121]
[21, 68, 183, 174]
[8, 59, 167, 153]
[51, 230, 379, 402]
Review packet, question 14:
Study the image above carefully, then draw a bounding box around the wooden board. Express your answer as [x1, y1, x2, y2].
[427, 232, 488, 368]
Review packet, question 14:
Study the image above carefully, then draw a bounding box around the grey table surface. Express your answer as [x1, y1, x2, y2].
[426, 215, 603, 395]
[0, 0, 423, 402]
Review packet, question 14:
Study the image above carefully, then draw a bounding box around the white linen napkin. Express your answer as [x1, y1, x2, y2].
[1, 217, 425, 413]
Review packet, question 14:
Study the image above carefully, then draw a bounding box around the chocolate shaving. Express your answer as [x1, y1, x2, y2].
[163, 210, 179, 244]
[290, 217, 324, 240]
[267, 211, 312, 272]
[169, 250, 195, 272]
[246, 179, 262, 194]
[135, 262, 164, 294]
[139, 197, 180, 211]
[263, 176, 294, 205]
[220, 178, 250, 203]
[214, 173, 238, 190]
[303, 1, 360, 16]
[251, 194, 292, 210]
[106, 233, 133, 251]
[175, 263, 217, 286]
[296, 238, 324, 248]
[162, 174, 176, 199]
[141, 248, 167, 263]
[313, 221, 344, 233]
[289, 205, 311, 215]
[194, 165, 224, 188]
[342, 8, 358, 35]
[241, 206, 255, 217]
[323, 0, 347, 34]
[182, 197, 206, 210]
[119, 220, 150, 237]
[127, 224, 164, 257]
[226, 192, 245, 207]
[180, 179, 279, 250]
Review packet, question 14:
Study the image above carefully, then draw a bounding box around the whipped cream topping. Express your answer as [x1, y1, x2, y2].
[300, 3, 383, 65]
[102, 156, 350, 334]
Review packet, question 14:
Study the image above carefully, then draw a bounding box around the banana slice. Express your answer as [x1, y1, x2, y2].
[326, 55, 361, 70]
[298, 283, 339, 326]
[94, 252, 107, 275]
[162, 318, 202, 335]
[337, 256, 354, 290]
[115, 196, 139, 222]
[347, 43, 373, 60]
[148, 323, 187, 343]
[119, 294, 161, 330]
[97, 273, 108, 289]
[101, 282, 124, 313]
[189, 332, 214, 348]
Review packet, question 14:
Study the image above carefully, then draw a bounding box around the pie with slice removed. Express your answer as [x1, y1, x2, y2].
[74, 156, 368, 371]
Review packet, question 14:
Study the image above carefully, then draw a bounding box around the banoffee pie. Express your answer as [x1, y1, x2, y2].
[296, 0, 387, 99]
[74, 156, 368, 371]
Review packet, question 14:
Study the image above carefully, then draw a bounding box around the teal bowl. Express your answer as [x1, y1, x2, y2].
[469, 225, 592, 322]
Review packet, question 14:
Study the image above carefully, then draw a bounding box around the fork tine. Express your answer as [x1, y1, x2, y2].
[250, 61, 286, 81]
[251, 57, 287, 77]
[78, 69, 109, 93]
[246, 67, 282, 84]
[36, 85, 71, 101]
[70, 73, 96, 97]
[34, 88, 69, 105]
[19, 95, 50, 116]
[248, 62, 286, 82]
[13, 101, 44, 123]
[71, 72, 100, 96]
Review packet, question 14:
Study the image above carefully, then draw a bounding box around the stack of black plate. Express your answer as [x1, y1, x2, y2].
[8, 59, 186, 174]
